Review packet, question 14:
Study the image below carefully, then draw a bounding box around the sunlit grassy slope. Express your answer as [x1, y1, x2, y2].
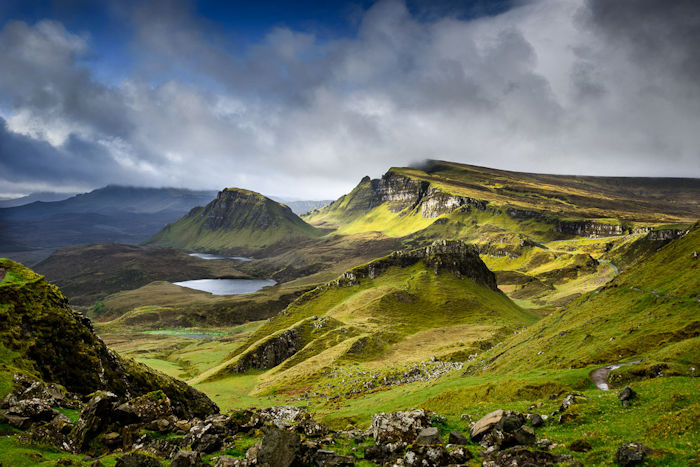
[467, 223, 700, 376]
[194, 251, 539, 390]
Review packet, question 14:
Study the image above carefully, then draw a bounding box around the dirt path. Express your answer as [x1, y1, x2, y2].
[589, 360, 642, 390]
[597, 259, 619, 276]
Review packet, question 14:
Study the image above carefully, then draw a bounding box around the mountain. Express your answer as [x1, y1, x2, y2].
[0, 258, 218, 418]
[146, 187, 321, 256]
[305, 161, 700, 238]
[0, 191, 77, 208]
[269, 197, 334, 215]
[0, 185, 217, 265]
[193, 240, 538, 390]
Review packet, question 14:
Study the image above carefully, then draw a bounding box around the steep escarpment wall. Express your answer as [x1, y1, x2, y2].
[333, 240, 499, 291]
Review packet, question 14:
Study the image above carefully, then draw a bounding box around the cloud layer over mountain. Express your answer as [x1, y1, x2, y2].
[0, 0, 698, 198]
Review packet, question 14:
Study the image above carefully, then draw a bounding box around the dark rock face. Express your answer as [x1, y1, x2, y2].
[255, 426, 301, 467]
[616, 442, 653, 466]
[336, 240, 499, 291]
[115, 452, 163, 467]
[71, 391, 120, 451]
[555, 220, 627, 237]
[530, 413, 544, 427]
[448, 430, 468, 445]
[337, 171, 487, 219]
[229, 328, 301, 373]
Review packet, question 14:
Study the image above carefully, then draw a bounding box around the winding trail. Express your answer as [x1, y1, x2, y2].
[589, 360, 642, 390]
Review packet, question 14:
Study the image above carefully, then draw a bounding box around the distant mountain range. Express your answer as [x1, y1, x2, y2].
[0, 191, 77, 208]
[0, 185, 217, 264]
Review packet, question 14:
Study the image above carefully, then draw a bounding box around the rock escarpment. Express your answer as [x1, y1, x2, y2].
[227, 328, 302, 373]
[335, 240, 499, 291]
[323, 171, 488, 219]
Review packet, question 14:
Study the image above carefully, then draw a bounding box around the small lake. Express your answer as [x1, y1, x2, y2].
[188, 252, 253, 262]
[173, 278, 276, 295]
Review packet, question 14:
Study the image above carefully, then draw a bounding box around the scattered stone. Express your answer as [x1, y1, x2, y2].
[559, 393, 587, 412]
[530, 413, 544, 427]
[311, 449, 354, 466]
[618, 386, 637, 406]
[616, 442, 652, 466]
[415, 427, 442, 445]
[448, 430, 468, 445]
[214, 457, 246, 467]
[460, 413, 472, 422]
[371, 409, 433, 444]
[114, 391, 173, 425]
[483, 446, 573, 467]
[170, 450, 202, 467]
[404, 445, 449, 466]
[115, 452, 162, 467]
[569, 439, 592, 452]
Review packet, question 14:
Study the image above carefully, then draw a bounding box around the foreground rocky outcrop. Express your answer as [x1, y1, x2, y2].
[0, 259, 219, 420]
[1, 380, 658, 466]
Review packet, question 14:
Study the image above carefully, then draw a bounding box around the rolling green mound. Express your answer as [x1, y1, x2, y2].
[467, 223, 700, 376]
[147, 187, 321, 255]
[0, 258, 217, 418]
[193, 241, 539, 393]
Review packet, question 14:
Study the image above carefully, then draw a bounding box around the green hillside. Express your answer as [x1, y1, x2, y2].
[147, 187, 321, 255]
[468, 223, 700, 377]
[192, 241, 539, 394]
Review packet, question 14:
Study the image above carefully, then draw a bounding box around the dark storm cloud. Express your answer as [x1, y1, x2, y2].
[585, 0, 700, 85]
[0, 0, 698, 199]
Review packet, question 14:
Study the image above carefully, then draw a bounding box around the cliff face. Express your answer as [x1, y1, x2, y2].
[335, 240, 498, 291]
[0, 259, 218, 419]
[329, 171, 487, 219]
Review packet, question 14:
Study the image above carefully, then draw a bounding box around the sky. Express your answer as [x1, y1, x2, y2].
[0, 0, 698, 199]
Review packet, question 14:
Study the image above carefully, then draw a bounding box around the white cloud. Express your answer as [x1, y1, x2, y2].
[0, 0, 698, 199]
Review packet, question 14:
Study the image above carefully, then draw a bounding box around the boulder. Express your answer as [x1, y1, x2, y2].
[311, 449, 354, 466]
[255, 426, 301, 467]
[616, 442, 652, 466]
[214, 457, 248, 467]
[372, 409, 433, 444]
[415, 427, 442, 445]
[483, 446, 573, 466]
[447, 445, 473, 463]
[114, 391, 173, 425]
[6, 398, 58, 423]
[115, 452, 163, 467]
[71, 391, 119, 451]
[618, 386, 637, 406]
[170, 450, 202, 467]
[448, 430, 468, 445]
[530, 413, 544, 427]
[404, 445, 450, 466]
[470, 409, 504, 441]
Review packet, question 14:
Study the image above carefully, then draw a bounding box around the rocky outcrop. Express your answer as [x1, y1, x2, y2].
[0, 259, 219, 421]
[335, 240, 499, 291]
[371, 409, 434, 445]
[202, 189, 292, 231]
[332, 171, 488, 219]
[644, 229, 689, 241]
[555, 220, 627, 237]
[226, 328, 301, 373]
